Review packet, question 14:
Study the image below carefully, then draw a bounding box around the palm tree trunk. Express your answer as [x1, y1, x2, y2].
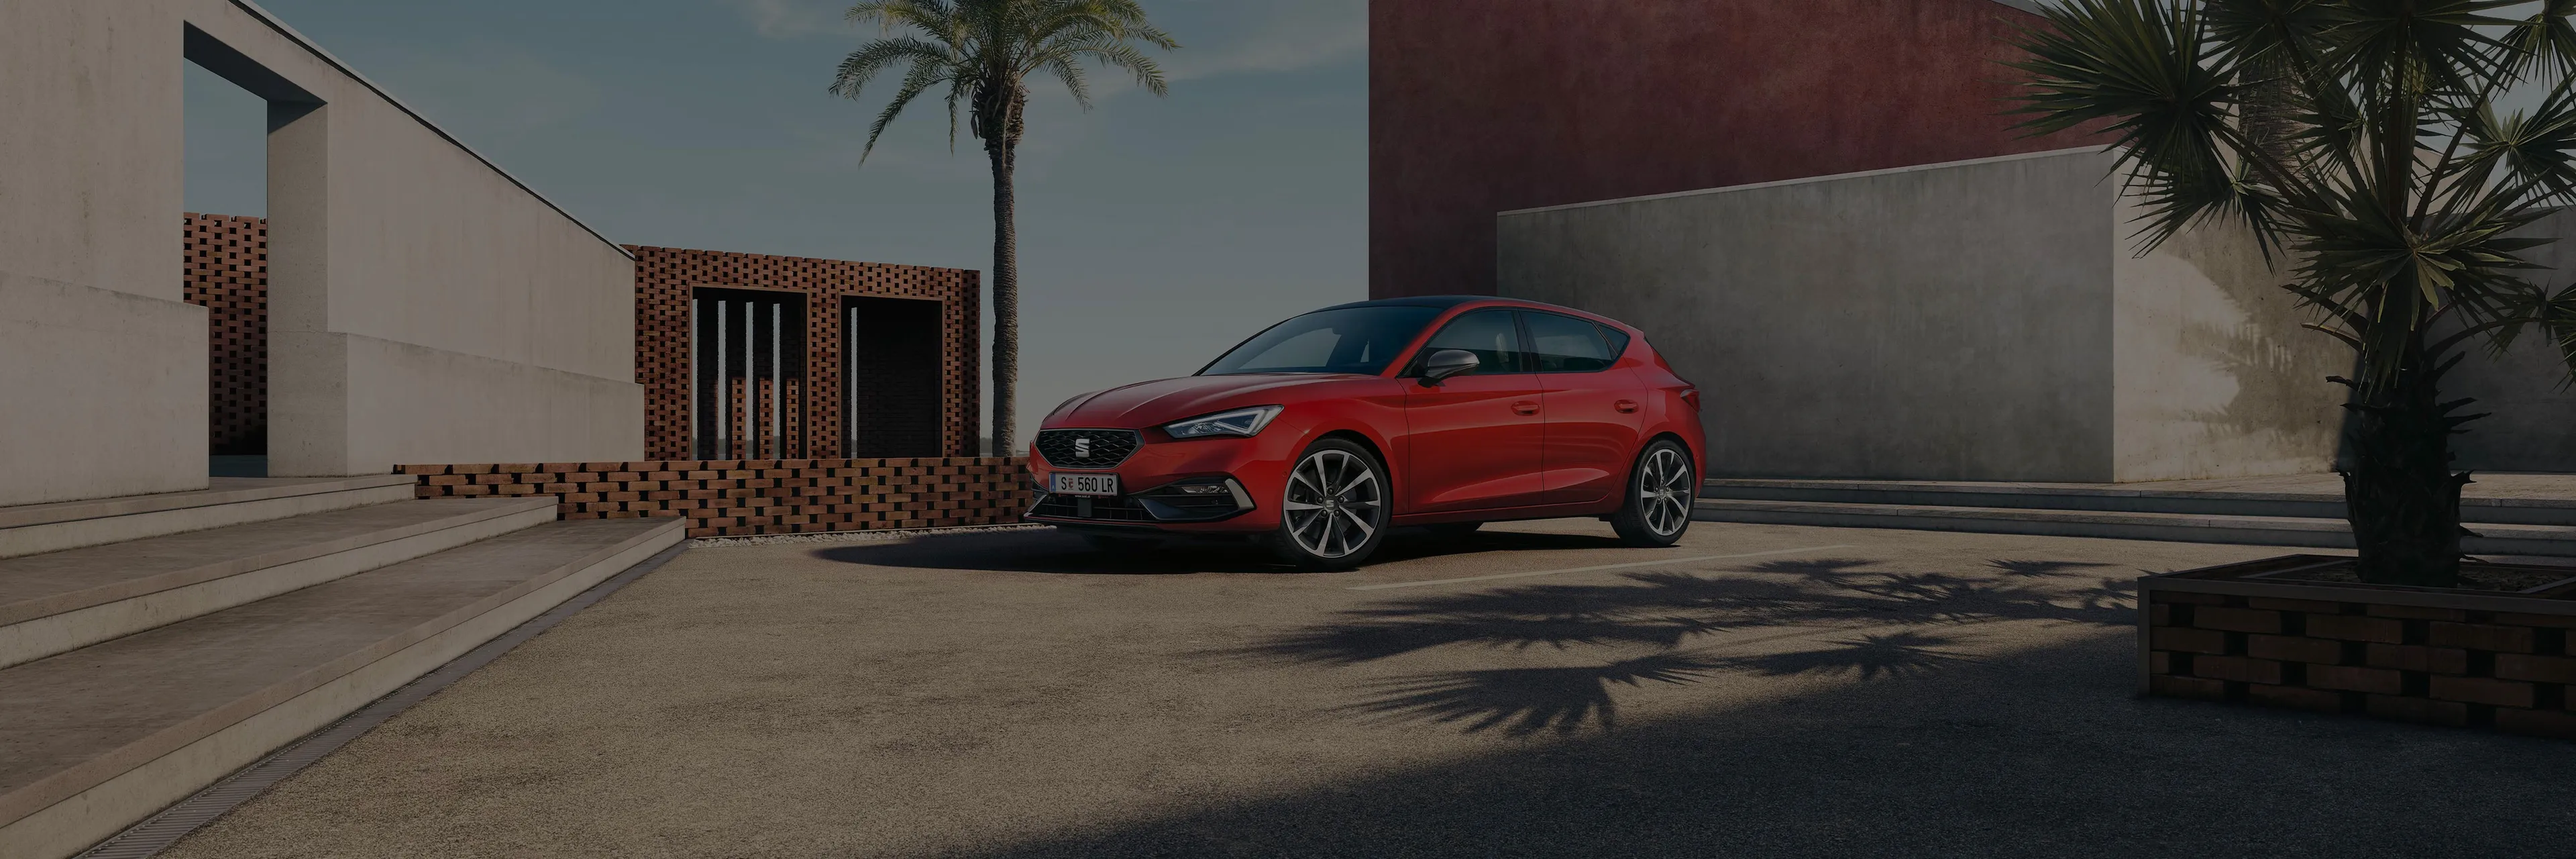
[2341, 328, 2472, 587]
[987, 142, 1019, 459]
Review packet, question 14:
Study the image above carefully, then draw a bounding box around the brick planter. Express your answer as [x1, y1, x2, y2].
[2142, 555, 2576, 739]
[399, 458, 1033, 538]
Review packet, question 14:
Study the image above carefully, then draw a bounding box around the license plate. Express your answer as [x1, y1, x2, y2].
[1051, 473, 1120, 497]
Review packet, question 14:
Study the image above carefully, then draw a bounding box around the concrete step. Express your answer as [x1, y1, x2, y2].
[1690, 497, 2576, 558]
[0, 498, 558, 670]
[0, 475, 421, 560]
[0, 516, 684, 859]
[1700, 478, 2576, 526]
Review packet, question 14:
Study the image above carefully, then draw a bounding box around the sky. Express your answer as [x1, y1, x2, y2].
[184, 0, 1366, 449]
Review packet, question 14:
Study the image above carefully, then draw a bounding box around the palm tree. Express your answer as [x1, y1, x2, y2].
[2011, 1, 2576, 587]
[831, 0, 1175, 457]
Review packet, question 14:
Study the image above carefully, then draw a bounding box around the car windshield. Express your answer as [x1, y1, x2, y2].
[1199, 305, 1442, 376]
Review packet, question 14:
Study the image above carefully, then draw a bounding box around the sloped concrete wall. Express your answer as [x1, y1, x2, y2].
[0, 1, 642, 504]
[183, 0, 641, 478]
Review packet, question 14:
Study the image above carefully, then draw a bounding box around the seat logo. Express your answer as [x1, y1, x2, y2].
[1073, 437, 1093, 460]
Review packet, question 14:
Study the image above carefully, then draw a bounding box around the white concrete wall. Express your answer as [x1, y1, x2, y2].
[1499, 148, 2122, 481]
[186, 1, 641, 476]
[1498, 147, 2357, 483]
[0, 3, 208, 505]
[0, 1, 642, 503]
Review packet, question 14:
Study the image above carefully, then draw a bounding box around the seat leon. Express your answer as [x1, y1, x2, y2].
[1024, 296, 1706, 569]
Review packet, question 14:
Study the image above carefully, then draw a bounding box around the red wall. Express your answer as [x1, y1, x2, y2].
[1370, 0, 2098, 297]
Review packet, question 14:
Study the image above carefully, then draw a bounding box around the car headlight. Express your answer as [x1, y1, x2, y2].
[1163, 405, 1285, 439]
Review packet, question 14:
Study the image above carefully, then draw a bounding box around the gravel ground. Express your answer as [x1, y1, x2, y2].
[164, 519, 2576, 858]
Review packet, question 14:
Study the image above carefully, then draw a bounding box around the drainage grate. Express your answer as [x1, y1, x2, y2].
[75, 543, 692, 859]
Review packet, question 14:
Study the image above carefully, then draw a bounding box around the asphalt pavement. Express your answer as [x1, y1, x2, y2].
[162, 519, 2576, 858]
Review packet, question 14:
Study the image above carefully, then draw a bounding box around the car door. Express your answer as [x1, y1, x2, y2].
[1401, 309, 1546, 513]
[1521, 311, 1643, 506]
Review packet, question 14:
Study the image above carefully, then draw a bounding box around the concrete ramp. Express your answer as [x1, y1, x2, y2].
[0, 485, 683, 859]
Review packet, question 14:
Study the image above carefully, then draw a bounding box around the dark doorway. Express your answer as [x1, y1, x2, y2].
[845, 297, 944, 457]
[692, 288, 808, 460]
[183, 55, 270, 476]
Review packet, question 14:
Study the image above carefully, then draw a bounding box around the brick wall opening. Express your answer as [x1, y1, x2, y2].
[845, 296, 944, 458]
[182, 213, 268, 458]
[692, 287, 807, 460]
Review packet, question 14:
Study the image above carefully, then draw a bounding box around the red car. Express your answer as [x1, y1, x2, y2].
[1025, 296, 1705, 568]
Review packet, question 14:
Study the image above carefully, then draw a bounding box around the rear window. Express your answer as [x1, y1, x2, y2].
[1597, 325, 1632, 360]
[1521, 311, 1618, 372]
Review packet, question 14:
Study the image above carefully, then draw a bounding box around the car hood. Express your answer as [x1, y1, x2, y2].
[1049, 374, 1358, 429]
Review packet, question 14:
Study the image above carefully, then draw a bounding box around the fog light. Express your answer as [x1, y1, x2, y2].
[1175, 484, 1228, 495]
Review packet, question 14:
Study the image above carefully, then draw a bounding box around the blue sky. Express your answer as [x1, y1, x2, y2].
[184, 0, 1366, 446]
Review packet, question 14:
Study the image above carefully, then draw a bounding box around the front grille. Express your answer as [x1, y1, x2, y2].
[1030, 493, 1155, 522]
[1034, 429, 1141, 470]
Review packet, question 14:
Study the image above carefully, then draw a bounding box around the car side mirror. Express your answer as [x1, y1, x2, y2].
[1417, 349, 1480, 386]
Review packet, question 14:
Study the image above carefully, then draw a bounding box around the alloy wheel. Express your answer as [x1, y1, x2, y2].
[1638, 446, 1693, 536]
[1282, 448, 1383, 559]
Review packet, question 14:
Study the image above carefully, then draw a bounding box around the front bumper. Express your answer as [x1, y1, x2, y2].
[1024, 425, 1301, 533]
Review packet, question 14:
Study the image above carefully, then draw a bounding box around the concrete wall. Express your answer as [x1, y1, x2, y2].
[1498, 147, 2356, 483]
[1373, 0, 2100, 299]
[0, 1, 641, 503]
[1, 3, 208, 505]
[2445, 207, 2576, 473]
[1499, 149, 2123, 481]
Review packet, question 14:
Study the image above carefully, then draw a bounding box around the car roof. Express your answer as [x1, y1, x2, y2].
[1315, 295, 1632, 332]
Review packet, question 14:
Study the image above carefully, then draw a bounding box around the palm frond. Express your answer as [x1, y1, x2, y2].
[2011, 0, 2294, 254]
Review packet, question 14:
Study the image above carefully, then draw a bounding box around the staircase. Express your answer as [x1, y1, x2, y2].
[1694, 477, 2576, 558]
[0, 480, 685, 859]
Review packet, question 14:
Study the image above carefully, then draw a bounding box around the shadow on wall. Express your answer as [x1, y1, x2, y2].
[960, 617, 2576, 858]
[2116, 201, 2348, 482]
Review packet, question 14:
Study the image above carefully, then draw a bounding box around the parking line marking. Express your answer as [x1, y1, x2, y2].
[1348, 544, 1855, 591]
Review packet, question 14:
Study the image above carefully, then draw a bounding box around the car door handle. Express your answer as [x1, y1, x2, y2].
[1615, 399, 1640, 413]
[1512, 401, 1540, 415]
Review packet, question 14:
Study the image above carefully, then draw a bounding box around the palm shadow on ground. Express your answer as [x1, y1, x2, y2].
[961, 635, 2576, 858]
[810, 525, 1632, 575]
[1220, 556, 2145, 736]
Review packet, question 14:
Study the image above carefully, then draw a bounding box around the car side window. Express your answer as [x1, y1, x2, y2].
[1597, 324, 1631, 360]
[1521, 311, 1617, 372]
[1415, 309, 1527, 374]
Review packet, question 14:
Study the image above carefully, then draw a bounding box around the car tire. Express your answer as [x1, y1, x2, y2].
[1423, 521, 1483, 539]
[1081, 534, 1162, 554]
[1609, 438, 1695, 547]
[1271, 438, 1391, 570]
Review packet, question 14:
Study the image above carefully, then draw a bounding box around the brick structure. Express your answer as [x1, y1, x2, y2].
[400, 458, 1031, 538]
[630, 246, 980, 461]
[174, 227, 983, 464]
[181, 213, 268, 454]
[2143, 557, 2576, 740]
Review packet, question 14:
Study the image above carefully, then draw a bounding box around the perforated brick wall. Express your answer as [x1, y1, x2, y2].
[400, 458, 1031, 538]
[631, 246, 980, 461]
[2147, 589, 2576, 740]
[182, 213, 268, 455]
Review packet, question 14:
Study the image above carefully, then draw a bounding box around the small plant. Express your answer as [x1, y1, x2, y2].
[2010, 1, 2576, 587]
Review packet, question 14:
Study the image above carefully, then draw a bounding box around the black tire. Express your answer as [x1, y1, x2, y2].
[1609, 439, 1695, 547]
[1270, 438, 1391, 570]
[1423, 521, 1484, 539]
[1081, 534, 1162, 554]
